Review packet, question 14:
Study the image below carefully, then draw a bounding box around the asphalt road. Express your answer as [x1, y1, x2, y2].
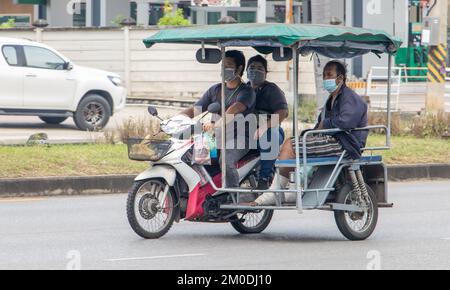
[0, 181, 449, 270]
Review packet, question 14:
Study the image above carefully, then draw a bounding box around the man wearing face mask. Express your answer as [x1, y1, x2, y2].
[246, 55, 288, 190]
[180, 50, 255, 191]
[247, 60, 369, 206]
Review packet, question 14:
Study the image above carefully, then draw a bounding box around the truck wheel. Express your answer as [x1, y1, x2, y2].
[39, 117, 68, 125]
[74, 94, 111, 131]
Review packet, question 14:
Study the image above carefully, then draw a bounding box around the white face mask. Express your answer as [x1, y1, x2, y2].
[223, 68, 237, 82]
[247, 69, 266, 85]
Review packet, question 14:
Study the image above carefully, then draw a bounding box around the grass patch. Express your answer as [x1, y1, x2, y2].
[0, 144, 147, 179]
[0, 136, 449, 178]
[366, 135, 450, 164]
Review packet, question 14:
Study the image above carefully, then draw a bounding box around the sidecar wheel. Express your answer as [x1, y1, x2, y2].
[334, 183, 378, 241]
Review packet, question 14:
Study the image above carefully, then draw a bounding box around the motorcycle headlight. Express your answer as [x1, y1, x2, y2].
[108, 76, 122, 87]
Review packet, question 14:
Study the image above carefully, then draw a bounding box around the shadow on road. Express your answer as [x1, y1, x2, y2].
[126, 231, 348, 244]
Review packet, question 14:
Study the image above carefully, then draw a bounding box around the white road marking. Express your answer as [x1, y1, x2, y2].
[441, 238, 450, 240]
[106, 253, 206, 262]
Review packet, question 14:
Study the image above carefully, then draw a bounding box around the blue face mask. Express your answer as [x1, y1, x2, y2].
[323, 79, 339, 93]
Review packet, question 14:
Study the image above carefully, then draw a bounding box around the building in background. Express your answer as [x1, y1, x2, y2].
[1, 0, 130, 27]
[190, 0, 305, 25]
[1, 0, 307, 27]
[304, 0, 450, 79]
[0, 0, 36, 27]
[3, 0, 450, 80]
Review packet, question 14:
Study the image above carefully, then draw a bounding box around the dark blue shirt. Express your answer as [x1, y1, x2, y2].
[195, 82, 256, 140]
[316, 84, 369, 159]
[195, 83, 255, 116]
[251, 81, 288, 114]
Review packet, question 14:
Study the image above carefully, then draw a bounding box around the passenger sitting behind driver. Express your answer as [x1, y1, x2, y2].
[247, 55, 289, 190]
[249, 60, 369, 206]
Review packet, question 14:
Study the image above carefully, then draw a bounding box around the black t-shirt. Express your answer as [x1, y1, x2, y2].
[195, 82, 256, 142]
[251, 81, 288, 114]
[195, 83, 255, 116]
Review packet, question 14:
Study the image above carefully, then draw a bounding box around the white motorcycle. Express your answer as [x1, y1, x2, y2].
[126, 104, 273, 239]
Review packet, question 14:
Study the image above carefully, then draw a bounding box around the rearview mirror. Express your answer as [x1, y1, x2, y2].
[63, 62, 73, 70]
[272, 47, 293, 62]
[148, 106, 158, 117]
[207, 102, 221, 114]
[196, 48, 222, 64]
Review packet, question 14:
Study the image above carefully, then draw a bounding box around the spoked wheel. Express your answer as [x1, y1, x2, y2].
[334, 183, 378, 241]
[230, 175, 273, 234]
[126, 179, 176, 239]
[230, 209, 273, 234]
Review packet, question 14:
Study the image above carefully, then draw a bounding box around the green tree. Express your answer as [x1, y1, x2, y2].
[0, 18, 15, 29]
[111, 14, 126, 26]
[158, 0, 189, 26]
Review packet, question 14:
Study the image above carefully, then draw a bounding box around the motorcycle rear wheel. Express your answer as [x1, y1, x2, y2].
[230, 209, 274, 234]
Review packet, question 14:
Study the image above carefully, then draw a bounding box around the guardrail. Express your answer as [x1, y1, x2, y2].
[347, 66, 450, 111]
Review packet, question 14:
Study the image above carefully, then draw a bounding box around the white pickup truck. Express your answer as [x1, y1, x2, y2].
[0, 37, 126, 130]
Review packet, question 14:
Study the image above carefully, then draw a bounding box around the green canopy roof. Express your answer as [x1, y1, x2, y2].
[143, 23, 402, 58]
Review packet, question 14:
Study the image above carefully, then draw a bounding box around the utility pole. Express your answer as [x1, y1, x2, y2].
[257, 0, 267, 23]
[285, 0, 294, 84]
[285, 0, 293, 23]
[311, 0, 332, 106]
[425, 0, 448, 113]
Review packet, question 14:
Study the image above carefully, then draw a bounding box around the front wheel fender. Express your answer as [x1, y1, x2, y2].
[134, 164, 177, 186]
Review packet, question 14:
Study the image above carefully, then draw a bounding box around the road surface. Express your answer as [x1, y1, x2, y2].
[0, 181, 449, 270]
[0, 105, 183, 145]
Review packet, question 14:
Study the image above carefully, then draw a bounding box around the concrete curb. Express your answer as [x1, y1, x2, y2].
[0, 164, 449, 198]
[0, 175, 135, 198]
[387, 164, 450, 181]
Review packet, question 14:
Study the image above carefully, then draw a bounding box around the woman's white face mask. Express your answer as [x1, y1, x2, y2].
[223, 68, 237, 82]
[247, 69, 266, 85]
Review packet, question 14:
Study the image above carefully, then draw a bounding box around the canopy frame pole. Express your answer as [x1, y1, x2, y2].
[386, 54, 392, 148]
[220, 45, 227, 188]
[292, 43, 302, 214]
[201, 41, 206, 60]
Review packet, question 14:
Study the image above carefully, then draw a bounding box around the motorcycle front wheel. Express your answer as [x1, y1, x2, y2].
[127, 179, 176, 239]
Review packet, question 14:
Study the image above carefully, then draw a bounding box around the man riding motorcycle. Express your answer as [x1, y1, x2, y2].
[179, 50, 256, 192]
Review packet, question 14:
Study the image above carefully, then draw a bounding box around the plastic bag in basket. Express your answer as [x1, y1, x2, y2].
[192, 133, 212, 165]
